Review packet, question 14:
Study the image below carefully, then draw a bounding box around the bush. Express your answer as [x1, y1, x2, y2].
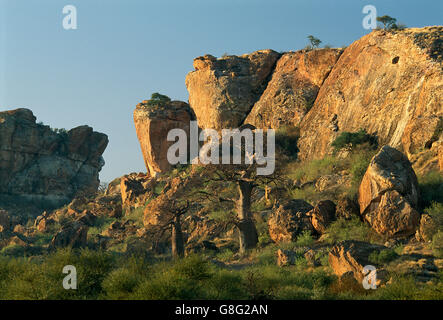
[331, 129, 377, 152]
[275, 126, 299, 159]
[369, 249, 399, 265]
[323, 217, 382, 245]
[145, 92, 171, 107]
[418, 171, 443, 209]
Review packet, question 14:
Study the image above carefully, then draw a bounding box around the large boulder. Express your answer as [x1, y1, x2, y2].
[307, 200, 336, 234]
[49, 221, 88, 250]
[0, 108, 108, 208]
[297, 27, 443, 174]
[268, 199, 314, 243]
[329, 240, 387, 283]
[185, 50, 281, 129]
[245, 49, 342, 128]
[134, 101, 193, 176]
[358, 146, 420, 238]
[120, 173, 155, 210]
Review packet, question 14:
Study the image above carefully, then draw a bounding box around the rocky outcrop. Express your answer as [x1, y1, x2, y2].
[307, 200, 336, 234]
[245, 49, 342, 128]
[268, 199, 314, 243]
[0, 108, 108, 208]
[358, 146, 420, 238]
[49, 221, 88, 250]
[329, 240, 387, 283]
[134, 101, 193, 176]
[297, 27, 443, 172]
[120, 173, 155, 210]
[186, 50, 281, 129]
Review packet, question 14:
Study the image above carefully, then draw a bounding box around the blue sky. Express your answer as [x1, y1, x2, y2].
[0, 0, 442, 182]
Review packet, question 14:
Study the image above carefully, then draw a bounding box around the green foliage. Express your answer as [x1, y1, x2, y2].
[322, 217, 382, 245]
[295, 230, 315, 247]
[432, 231, 443, 258]
[376, 15, 397, 30]
[146, 92, 171, 106]
[331, 129, 377, 152]
[275, 125, 299, 159]
[418, 170, 443, 209]
[307, 35, 322, 48]
[369, 249, 399, 265]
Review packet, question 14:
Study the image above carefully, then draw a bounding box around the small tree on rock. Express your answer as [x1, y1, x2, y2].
[307, 35, 322, 49]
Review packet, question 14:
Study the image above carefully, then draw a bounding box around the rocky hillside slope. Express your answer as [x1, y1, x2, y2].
[165, 26, 442, 176]
[0, 108, 108, 208]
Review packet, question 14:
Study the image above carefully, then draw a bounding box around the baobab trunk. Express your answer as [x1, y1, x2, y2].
[171, 215, 184, 258]
[237, 180, 258, 254]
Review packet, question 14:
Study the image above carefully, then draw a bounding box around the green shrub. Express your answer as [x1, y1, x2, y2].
[323, 217, 382, 245]
[275, 126, 299, 159]
[432, 231, 443, 258]
[418, 171, 443, 209]
[295, 230, 315, 247]
[331, 129, 377, 152]
[369, 249, 399, 265]
[145, 92, 171, 107]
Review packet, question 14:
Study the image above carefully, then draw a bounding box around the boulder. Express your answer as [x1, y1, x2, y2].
[245, 49, 342, 128]
[134, 100, 193, 176]
[268, 199, 314, 243]
[329, 240, 387, 283]
[49, 221, 88, 249]
[277, 249, 296, 267]
[415, 214, 438, 242]
[297, 27, 443, 172]
[186, 50, 281, 129]
[0, 108, 108, 208]
[307, 200, 336, 234]
[336, 197, 360, 220]
[358, 146, 420, 238]
[120, 173, 155, 210]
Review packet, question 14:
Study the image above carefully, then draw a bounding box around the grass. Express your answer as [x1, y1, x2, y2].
[321, 217, 384, 245]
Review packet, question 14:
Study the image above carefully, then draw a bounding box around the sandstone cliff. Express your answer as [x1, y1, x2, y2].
[297, 27, 443, 173]
[245, 49, 342, 128]
[0, 108, 108, 208]
[185, 50, 281, 129]
[133, 100, 193, 176]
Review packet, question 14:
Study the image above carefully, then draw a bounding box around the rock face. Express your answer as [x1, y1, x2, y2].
[0, 109, 108, 208]
[358, 146, 420, 238]
[49, 221, 88, 250]
[120, 173, 155, 210]
[245, 49, 342, 128]
[185, 50, 281, 129]
[297, 27, 443, 171]
[307, 200, 336, 234]
[134, 101, 193, 176]
[267, 199, 314, 243]
[329, 240, 387, 283]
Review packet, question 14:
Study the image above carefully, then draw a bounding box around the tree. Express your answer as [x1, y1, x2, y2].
[376, 15, 397, 30]
[145, 176, 196, 258]
[307, 35, 322, 49]
[198, 131, 282, 254]
[146, 92, 171, 106]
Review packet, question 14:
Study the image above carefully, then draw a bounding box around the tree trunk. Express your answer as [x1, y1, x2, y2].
[171, 215, 184, 258]
[237, 180, 258, 254]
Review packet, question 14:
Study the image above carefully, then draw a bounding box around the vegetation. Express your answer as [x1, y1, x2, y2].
[307, 35, 322, 49]
[331, 129, 377, 153]
[145, 92, 171, 107]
